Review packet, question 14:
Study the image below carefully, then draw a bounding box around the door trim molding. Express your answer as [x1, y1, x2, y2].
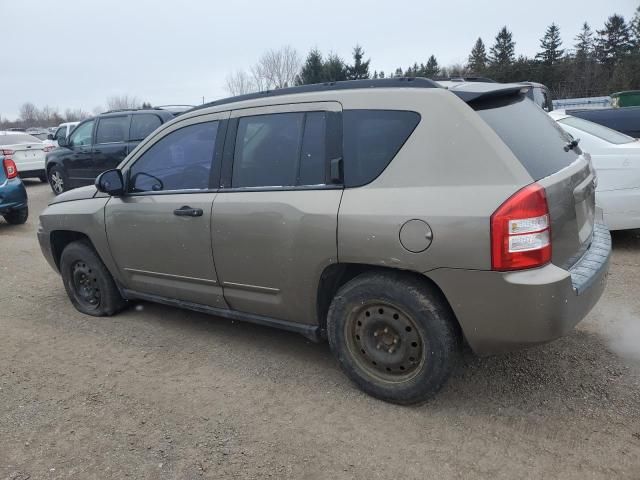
[222, 281, 280, 294]
[121, 288, 321, 341]
[124, 268, 218, 285]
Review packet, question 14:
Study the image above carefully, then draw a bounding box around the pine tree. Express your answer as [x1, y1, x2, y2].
[323, 54, 347, 82]
[394, 67, 403, 77]
[489, 26, 516, 67]
[467, 37, 488, 73]
[424, 55, 439, 77]
[536, 23, 564, 65]
[296, 48, 325, 85]
[574, 22, 595, 60]
[346, 45, 371, 80]
[379, 70, 385, 79]
[595, 14, 632, 68]
[630, 6, 640, 48]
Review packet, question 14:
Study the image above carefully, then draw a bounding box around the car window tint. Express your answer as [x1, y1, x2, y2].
[129, 121, 218, 192]
[232, 113, 305, 188]
[68, 120, 94, 147]
[96, 116, 129, 144]
[298, 112, 327, 185]
[53, 127, 66, 140]
[130, 114, 162, 141]
[559, 116, 635, 145]
[343, 110, 421, 187]
[475, 95, 578, 180]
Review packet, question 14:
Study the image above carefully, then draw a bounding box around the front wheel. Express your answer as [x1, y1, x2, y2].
[48, 165, 67, 195]
[3, 207, 28, 225]
[327, 272, 459, 404]
[60, 240, 126, 316]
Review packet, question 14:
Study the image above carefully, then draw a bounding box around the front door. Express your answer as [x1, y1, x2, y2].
[64, 119, 95, 185]
[105, 115, 228, 308]
[212, 103, 343, 324]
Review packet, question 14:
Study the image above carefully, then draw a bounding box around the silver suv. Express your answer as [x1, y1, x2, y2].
[38, 79, 611, 404]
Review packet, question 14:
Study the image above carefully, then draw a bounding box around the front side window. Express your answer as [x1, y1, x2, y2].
[343, 110, 421, 187]
[96, 116, 130, 144]
[68, 120, 95, 147]
[130, 114, 163, 141]
[128, 121, 218, 192]
[232, 112, 329, 188]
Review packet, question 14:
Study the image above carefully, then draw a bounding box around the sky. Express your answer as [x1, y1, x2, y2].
[0, 0, 637, 120]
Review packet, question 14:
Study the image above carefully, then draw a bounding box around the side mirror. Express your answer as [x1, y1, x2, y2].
[47, 133, 54, 140]
[57, 136, 68, 147]
[95, 169, 124, 196]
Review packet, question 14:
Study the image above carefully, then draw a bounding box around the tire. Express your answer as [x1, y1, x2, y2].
[48, 165, 67, 195]
[3, 207, 28, 225]
[60, 240, 126, 316]
[327, 271, 459, 405]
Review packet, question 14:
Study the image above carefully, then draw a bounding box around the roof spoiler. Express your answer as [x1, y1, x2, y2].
[451, 85, 530, 103]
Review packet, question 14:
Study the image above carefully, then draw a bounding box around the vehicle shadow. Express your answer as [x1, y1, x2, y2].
[611, 229, 640, 250]
[118, 300, 635, 416]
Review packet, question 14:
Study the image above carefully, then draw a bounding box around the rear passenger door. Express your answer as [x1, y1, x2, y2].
[212, 103, 343, 325]
[91, 115, 131, 179]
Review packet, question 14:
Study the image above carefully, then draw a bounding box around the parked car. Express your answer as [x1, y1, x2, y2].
[38, 79, 610, 404]
[0, 132, 48, 182]
[567, 106, 640, 138]
[549, 111, 640, 230]
[0, 150, 28, 224]
[45, 109, 174, 194]
[611, 90, 640, 108]
[43, 122, 79, 149]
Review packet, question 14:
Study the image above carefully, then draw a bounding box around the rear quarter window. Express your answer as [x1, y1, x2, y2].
[343, 110, 420, 187]
[475, 95, 578, 180]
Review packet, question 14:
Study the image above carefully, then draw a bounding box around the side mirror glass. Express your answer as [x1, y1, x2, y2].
[95, 169, 124, 196]
[58, 136, 68, 147]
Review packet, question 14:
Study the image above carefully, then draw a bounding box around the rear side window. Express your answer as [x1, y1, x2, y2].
[343, 110, 420, 187]
[475, 95, 578, 180]
[96, 116, 130, 144]
[232, 112, 328, 188]
[130, 114, 163, 141]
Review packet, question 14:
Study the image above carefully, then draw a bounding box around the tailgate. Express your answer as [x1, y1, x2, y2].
[538, 158, 596, 269]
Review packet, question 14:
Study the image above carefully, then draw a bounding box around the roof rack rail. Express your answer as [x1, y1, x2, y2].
[190, 77, 441, 112]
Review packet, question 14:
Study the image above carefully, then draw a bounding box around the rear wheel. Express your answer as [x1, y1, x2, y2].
[3, 207, 28, 225]
[48, 165, 67, 195]
[327, 271, 459, 404]
[60, 240, 126, 316]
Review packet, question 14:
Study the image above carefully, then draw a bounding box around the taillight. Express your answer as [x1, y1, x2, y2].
[491, 183, 551, 271]
[3, 158, 18, 179]
[44, 145, 54, 153]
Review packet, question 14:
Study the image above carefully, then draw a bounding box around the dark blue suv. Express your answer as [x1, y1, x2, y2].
[0, 152, 28, 224]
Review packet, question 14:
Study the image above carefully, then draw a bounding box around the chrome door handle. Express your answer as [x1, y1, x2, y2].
[173, 206, 203, 217]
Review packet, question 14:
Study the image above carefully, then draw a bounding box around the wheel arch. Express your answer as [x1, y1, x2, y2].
[316, 263, 462, 341]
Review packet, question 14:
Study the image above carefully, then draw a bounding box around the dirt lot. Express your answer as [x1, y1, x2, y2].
[1, 181, 639, 479]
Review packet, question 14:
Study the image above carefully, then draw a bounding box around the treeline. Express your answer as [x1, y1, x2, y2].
[1, 95, 151, 130]
[232, 6, 640, 100]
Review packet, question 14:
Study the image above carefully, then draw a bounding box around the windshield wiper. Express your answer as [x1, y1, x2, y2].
[564, 137, 581, 152]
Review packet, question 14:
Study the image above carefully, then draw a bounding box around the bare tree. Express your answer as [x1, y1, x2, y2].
[225, 70, 257, 96]
[63, 108, 90, 122]
[256, 46, 302, 89]
[19, 102, 38, 126]
[106, 95, 141, 110]
[92, 105, 105, 115]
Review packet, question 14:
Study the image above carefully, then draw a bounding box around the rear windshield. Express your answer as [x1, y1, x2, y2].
[559, 116, 635, 145]
[0, 134, 41, 145]
[475, 95, 578, 180]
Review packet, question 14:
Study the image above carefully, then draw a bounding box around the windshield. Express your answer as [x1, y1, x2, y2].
[558, 116, 635, 145]
[0, 134, 41, 145]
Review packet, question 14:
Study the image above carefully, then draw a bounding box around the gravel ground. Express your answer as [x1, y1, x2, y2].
[1, 181, 639, 479]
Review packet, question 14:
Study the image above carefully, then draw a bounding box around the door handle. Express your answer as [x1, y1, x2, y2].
[173, 206, 203, 217]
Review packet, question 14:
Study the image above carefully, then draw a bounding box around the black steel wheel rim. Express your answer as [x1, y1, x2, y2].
[71, 261, 101, 309]
[345, 301, 426, 383]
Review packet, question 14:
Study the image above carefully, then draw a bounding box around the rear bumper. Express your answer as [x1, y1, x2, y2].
[428, 219, 611, 355]
[0, 179, 28, 213]
[597, 188, 640, 230]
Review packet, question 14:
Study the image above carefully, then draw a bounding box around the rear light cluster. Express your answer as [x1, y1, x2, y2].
[491, 183, 552, 271]
[1, 149, 18, 179]
[44, 145, 55, 153]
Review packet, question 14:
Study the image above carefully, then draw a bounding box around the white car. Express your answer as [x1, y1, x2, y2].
[43, 122, 79, 148]
[550, 110, 640, 230]
[0, 132, 49, 182]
